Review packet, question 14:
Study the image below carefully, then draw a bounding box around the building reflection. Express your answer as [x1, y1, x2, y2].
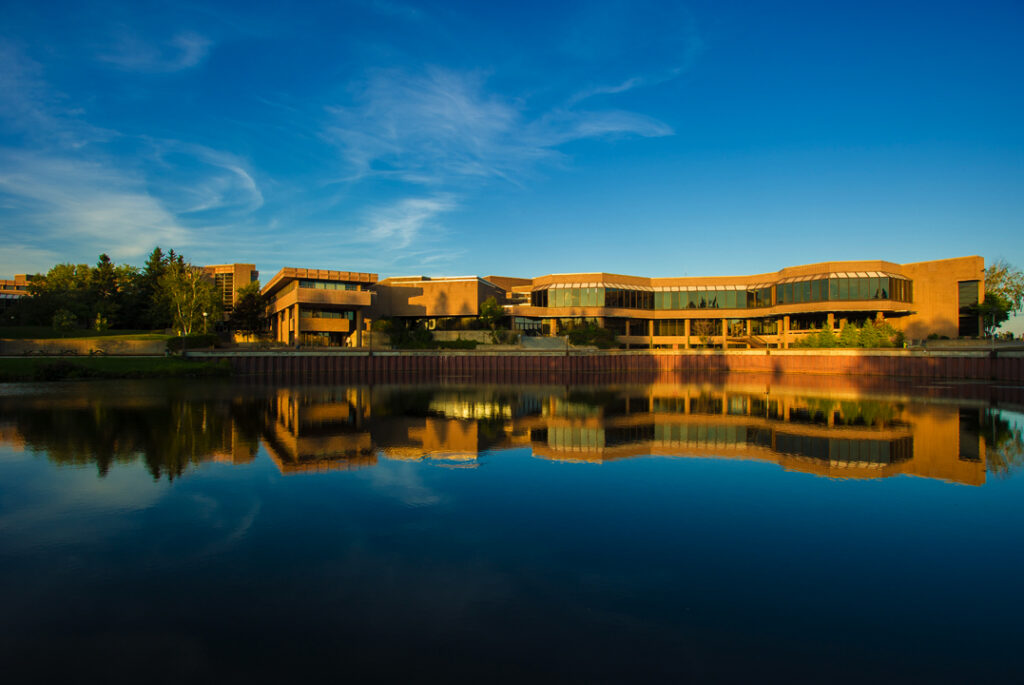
[0, 381, 1015, 485]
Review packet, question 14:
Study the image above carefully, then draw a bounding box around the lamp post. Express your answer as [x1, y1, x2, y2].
[202, 311, 208, 334]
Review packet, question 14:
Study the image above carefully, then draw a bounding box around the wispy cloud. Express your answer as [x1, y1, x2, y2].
[98, 30, 212, 73]
[0, 149, 191, 267]
[359, 194, 457, 249]
[317, 66, 673, 266]
[325, 66, 673, 186]
[145, 140, 264, 215]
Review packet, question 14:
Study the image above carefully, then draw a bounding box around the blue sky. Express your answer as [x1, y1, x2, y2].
[2, 0, 1022, 327]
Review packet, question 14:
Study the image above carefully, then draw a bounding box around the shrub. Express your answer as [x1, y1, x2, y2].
[566, 322, 617, 349]
[167, 334, 218, 351]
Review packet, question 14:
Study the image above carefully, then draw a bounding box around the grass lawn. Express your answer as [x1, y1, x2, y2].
[0, 327, 171, 340]
[0, 357, 232, 382]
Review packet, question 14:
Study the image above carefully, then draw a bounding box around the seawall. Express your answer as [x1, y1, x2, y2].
[198, 348, 1024, 384]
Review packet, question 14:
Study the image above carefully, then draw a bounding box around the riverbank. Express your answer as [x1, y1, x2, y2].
[0, 357, 232, 382]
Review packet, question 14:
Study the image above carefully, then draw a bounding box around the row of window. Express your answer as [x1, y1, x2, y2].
[550, 316, 780, 337]
[531, 277, 913, 311]
[298, 279, 362, 291]
[300, 309, 355, 320]
[777, 277, 912, 304]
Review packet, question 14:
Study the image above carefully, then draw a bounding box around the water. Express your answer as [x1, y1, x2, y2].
[1, 377, 1022, 683]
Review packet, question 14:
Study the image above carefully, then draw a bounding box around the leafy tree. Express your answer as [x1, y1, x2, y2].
[478, 296, 506, 342]
[51, 308, 77, 336]
[969, 292, 1012, 336]
[160, 260, 220, 335]
[691, 319, 718, 345]
[985, 260, 1024, 315]
[228, 282, 267, 336]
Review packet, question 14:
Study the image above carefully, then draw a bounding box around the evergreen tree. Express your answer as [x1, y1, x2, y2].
[838, 323, 859, 347]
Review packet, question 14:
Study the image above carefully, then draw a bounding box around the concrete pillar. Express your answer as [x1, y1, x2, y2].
[625, 319, 631, 336]
[827, 312, 835, 330]
[720, 320, 727, 350]
[876, 311, 884, 323]
[745, 319, 752, 336]
[355, 310, 363, 348]
[547, 318, 557, 336]
[684, 319, 691, 349]
[782, 315, 790, 349]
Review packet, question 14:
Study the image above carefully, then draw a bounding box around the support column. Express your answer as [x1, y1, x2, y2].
[876, 311, 884, 323]
[684, 319, 691, 349]
[355, 310, 363, 348]
[292, 304, 300, 346]
[720, 320, 727, 350]
[547, 318, 557, 336]
[782, 315, 790, 349]
[625, 319, 631, 336]
[827, 312, 835, 330]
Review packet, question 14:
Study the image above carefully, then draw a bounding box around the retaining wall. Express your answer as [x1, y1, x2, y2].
[0, 338, 167, 356]
[200, 349, 1024, 384]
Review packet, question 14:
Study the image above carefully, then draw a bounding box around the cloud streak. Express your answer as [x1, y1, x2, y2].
[360, 194, 457, 249]
[325, 66, 673, 186]
[0, 149, 191, 268]
[98, 30, 213, 73]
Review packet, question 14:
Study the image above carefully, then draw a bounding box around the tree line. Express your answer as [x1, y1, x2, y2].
[6, 247, 266, 336]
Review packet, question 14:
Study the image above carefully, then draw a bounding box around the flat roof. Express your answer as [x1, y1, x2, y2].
[262, 267, 378, 297]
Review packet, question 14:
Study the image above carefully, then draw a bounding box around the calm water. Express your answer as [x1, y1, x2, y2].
[1, 378, 1022, 683]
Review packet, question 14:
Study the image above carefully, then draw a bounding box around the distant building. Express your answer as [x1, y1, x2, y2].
[0, 274, 31, 316]
[202, 263, 259, 316]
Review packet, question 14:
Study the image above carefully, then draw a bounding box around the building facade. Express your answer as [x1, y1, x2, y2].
[263, 267, 377, 347]
[0, 275, 31, 316]
[202, 263, 259, 316]
[503, 256, 985, 348]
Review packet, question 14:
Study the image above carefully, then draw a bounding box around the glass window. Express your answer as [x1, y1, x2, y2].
[838, 279, 848, 300]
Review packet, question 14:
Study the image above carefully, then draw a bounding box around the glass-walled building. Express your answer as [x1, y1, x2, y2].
[508, 257, 984, 348]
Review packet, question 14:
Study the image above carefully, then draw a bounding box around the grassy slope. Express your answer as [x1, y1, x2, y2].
[0, 357, 232, 382]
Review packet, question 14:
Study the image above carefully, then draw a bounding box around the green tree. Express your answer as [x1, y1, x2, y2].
[969, 292, 1012, 336]
[838, 323, 859, 348]
[159, 260, 220, 335]
[51, 308, 77, 336]
[985, 260, 1024, 315]
[478, 296, 505, 342]
[228, 282, 267, 336]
